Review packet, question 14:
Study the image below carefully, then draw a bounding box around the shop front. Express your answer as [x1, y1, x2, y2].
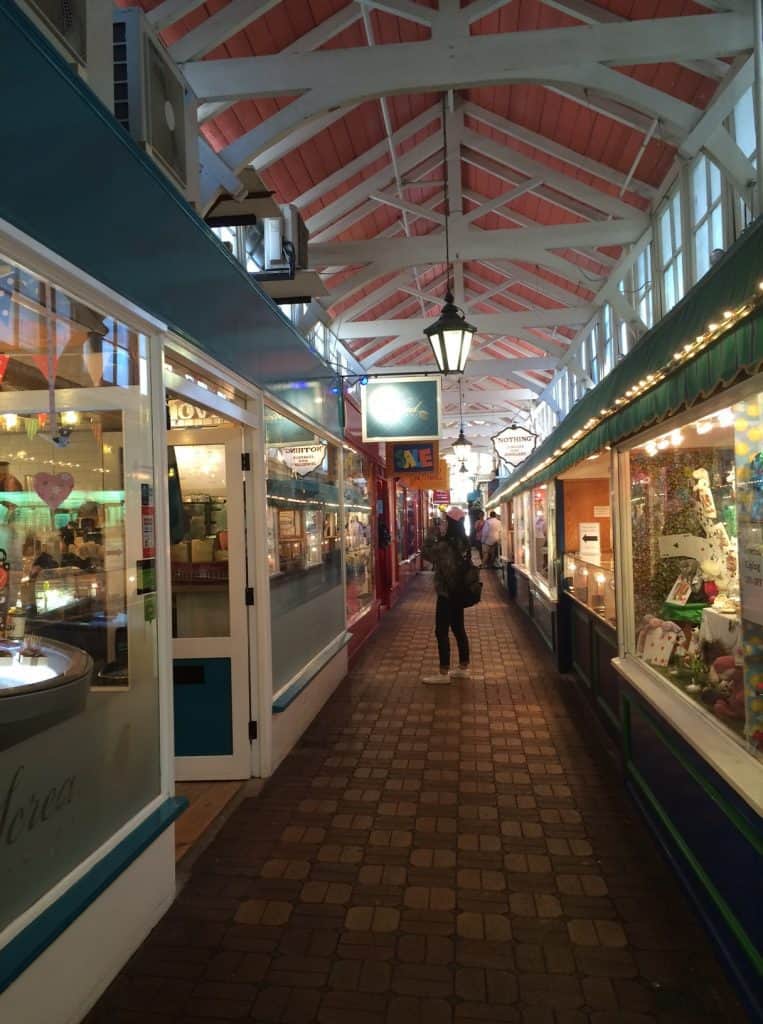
[489, 218, 763, 1018]
[0, 6, 345, 1018]
[504, 483, 560, 659]
[342, 395, 383, 657]
[0, 234, 180, 1024]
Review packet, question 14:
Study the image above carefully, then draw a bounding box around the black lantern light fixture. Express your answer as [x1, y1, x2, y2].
[451, 377, 473, 463]
[424, 96, 476, 374]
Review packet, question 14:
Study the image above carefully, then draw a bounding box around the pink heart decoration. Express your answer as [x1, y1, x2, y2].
[33, 472, 75, 511]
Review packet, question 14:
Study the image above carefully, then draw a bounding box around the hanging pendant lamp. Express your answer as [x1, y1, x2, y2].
[451, 377, 472, 463]
[424, 95, 476, 374]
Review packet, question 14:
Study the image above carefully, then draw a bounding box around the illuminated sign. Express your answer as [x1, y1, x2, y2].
[361, 377, 441, 442]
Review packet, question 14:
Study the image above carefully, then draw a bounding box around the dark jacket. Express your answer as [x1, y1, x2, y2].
[422, 529, 470, 598]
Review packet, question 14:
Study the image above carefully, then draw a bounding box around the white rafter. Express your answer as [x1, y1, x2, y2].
[170, 0, 283, 63]
[310, 217, 647, 269]
[184, 13, 751, 183]
[462, 101, 655, 200]
[147, 0, 206, 31]
[538, 0, 729, 79]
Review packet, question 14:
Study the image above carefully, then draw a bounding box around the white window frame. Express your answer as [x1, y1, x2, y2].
[657, 186, 686, 315]
[690, 154, 724, 283]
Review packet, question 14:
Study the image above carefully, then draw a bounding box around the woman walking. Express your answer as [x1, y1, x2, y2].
[421, 506, 471, 684]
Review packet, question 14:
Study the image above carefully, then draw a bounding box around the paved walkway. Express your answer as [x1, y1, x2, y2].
[85, 574, 748, 1024]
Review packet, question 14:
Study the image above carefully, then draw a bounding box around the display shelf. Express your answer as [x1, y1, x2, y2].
[563, 552, 616, 628]
[0, 636, 93, 750]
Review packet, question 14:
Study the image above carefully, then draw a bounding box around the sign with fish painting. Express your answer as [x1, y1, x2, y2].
[361, 376, 441, 442]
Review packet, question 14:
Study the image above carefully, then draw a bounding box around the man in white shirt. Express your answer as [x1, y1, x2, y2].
[481, 511, 502, 568]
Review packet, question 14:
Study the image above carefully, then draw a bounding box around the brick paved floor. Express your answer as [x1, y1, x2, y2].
[84, 574, 749, 1024]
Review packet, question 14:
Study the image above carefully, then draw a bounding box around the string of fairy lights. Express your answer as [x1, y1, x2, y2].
[499, 281, 763, 499]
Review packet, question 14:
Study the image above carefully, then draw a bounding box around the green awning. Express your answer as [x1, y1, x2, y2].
[490, 215, 763, 504]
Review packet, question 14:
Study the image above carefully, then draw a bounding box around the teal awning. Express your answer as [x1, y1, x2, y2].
[490, 215, 763, 504]
[0, 1, 340, 435]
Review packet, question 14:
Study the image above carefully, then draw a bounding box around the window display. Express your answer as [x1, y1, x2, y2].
[563, 554, 616, 627]
[513, 492, 530, 571]
[532, 484, 551, 581]
[560, 455, 616, 627]
[0, 254, 161, 930]
[396, 485, 419, 562]
[265, 408, 344, 693]
[344, 449, 374, 623]
[627, 399, 763, 761]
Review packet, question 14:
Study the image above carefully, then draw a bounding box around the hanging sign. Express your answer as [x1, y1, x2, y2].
[390, 441, 438, 474]
[578, 522, 601, 559]
[279, 442, 327, 476]
[492, 425, 537, 468]
[362, 376, 441, 442]
[432, 490, 451, 505]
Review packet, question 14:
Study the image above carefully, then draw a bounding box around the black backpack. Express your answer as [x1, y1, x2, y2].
[457, 546, 483, 608]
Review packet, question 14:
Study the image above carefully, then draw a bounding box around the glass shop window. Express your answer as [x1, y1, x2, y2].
[0, 254, 161, 931]
[627, 398, 763, 762]
[531, 484, 554, 584]
[658, 189, 685, 314]
[265, 407, 344, 694]
[691, 155, 724, 281]
[602, 303, 615, 378]
[588, 323, 600, 385]
[731, 87, 756, 231]
[344, 449, 374, 624]
[513, 492, 530, 572]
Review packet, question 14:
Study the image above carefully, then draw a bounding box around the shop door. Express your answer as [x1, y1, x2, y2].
[168, 427, 254, 780]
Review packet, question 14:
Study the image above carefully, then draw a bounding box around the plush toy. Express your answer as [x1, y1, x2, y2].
[692, 468, 717, 520]
[707, 654, 745, 722]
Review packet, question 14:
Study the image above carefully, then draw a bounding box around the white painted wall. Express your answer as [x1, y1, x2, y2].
[0, 829, 176, 1024]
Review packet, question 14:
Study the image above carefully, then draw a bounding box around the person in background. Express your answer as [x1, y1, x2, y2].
[481, 510, 502, 569]
[421, 506, 471, 684]
[469, 508, 485, 563]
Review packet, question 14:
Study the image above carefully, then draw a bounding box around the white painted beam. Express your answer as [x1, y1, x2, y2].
[147, 0, 206, 31]
[462, 101, 656, 199]
[342, 308, 595, 341]
[546, 84, 662, 138]
[464, 0, 515, 24]
[462, 177, 543, 223]
[680, 54, 755, 157]
[170, 0, 282, 63]
[358, 0, 437, 27]
[462, 127, 647, 219]
[310, 218, 648, 268]
[370, 193, 445, 224]
[254, 106, 357, 172]
[184, 16, 750, 102]
[307, 134, 443, 236]
[539, 0, 730, 79]
[293, 104, 440, 210]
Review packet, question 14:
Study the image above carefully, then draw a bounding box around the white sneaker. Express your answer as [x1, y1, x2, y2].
[422, 673, 451, 685]
[450, 667, 470, 679]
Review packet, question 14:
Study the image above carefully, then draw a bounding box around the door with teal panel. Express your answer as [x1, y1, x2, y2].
[169, 425, 253, 780]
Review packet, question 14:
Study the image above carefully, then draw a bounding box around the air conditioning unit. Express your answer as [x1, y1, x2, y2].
[280, 204, 309, 270]
[113, 8, 200, 206]
[16, 0, 114, 110]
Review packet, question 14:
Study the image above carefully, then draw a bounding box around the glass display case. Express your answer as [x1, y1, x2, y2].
[0, 636, 93, 750]
[624, 396, 762, 761]
[563, 553, 616, 627]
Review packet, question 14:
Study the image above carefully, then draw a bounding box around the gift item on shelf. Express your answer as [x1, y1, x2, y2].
[563, 553, 616, 627]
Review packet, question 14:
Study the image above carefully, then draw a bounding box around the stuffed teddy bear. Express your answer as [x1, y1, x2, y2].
[705, 654, 745, 721]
